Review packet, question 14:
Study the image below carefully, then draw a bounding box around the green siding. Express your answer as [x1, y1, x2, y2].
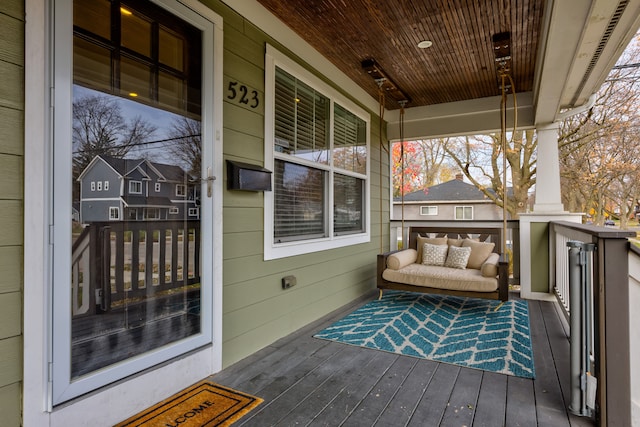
[0, 2, 23, 426]
[530, 222, 550, 293]
[0, 383, 20, 427]
[210, 1, 389, 367]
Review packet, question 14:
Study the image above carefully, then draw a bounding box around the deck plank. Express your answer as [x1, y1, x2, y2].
[440, 368, 483, 427]
[306, 350, 400, 426]
[205, 295, 595, 427]
[340, 355, 419, 426]
[407, 363, 460, 426]
[239, 344, 369, 426]
[264, 344, 379, 426]
[506, 376, 537, 427]
[539, 299, 595, 427]
[373, 358, 439, 426]
[528, 300, 572, 427]
[473, 372, 507, 426]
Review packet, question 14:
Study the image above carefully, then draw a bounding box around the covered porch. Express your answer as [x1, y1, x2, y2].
[14, 0, 640, 425]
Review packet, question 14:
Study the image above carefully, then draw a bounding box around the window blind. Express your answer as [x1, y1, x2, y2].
[274, 159, 326, 241]
[333, 103, 366, 174]
[334, 173, 364, 234]
[274, 68, 329, 163]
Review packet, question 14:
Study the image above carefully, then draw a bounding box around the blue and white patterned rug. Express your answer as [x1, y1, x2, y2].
[314, 291, 535, 378]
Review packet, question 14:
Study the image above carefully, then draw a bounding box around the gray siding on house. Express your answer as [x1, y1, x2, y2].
[206, 2, 389, 367]
[79, 157, 199, 221]
[0, 0, 23, 425]
[81, 199, 122, 222]
[392, 178, 504, 221]
[392, 201, 503, 221]
[80, 159, 122, 222]
[80, 161, 121, 196]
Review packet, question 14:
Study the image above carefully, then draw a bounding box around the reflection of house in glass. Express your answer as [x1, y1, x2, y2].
[78, 155, 199, 222]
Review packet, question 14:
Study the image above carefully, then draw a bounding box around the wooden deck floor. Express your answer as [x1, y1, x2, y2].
[212, 292, 596, 427]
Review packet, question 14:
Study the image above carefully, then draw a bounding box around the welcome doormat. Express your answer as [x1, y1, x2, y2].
[114, 380, 263, 427]
[314, 291, 535, 378]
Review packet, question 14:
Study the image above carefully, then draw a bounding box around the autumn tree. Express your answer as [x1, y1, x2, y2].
[559, 34, 640, 226]
[391, 138, 455, 197]
[72, 94, 156, 178]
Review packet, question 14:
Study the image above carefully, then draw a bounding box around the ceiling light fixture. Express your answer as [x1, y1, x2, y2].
[417, 40, 433, 49]
[492, 32, 512, 92]
[361, 58, 411, 105]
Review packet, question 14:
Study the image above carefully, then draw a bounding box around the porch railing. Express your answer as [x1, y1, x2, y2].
[71, 220, 201, 316]
[549, 221, 636, 426]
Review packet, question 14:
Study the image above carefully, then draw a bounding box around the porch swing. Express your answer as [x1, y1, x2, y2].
[371, 34, 515, 302]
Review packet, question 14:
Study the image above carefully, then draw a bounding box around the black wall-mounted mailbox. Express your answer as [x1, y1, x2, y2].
[226, 160, 272, 191]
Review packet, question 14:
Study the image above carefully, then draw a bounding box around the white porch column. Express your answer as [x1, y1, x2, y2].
[533, 123, 565, 213]
[519, 123, 583, 300]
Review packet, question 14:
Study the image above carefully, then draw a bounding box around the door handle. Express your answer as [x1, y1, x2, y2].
[203, 167, 216, 198]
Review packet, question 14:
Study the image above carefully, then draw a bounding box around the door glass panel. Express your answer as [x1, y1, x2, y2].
[121, 8, 151, 57]
[74, 0, 111, 39]
[73, 36, 111, 93]
[71, 0, 203, 380]
[159, 71, 185, 111]
[120, 56, 152, 102]
[159, 27, 184, 71]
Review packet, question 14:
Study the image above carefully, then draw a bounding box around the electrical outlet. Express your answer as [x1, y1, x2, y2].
[282, 275, 296, 289]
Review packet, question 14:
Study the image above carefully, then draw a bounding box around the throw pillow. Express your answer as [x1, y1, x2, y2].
[462, 239, 495, 269]
[416, 236, 447, 263]
[422, 243, 448, 266]
[447, 238, 464, 247]
[387, 249, 418, 270]
[444, 245, 472, 269]
[481, 253, 500, 277]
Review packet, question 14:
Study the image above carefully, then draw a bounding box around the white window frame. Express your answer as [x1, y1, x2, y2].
[420, 206, 438, 216]
[144, 208, 160, 220]
[109, 206, 120, 220]
[455, 205, 474, 220]
[38, 0, 225, 411]
[129, 180, 142, 194]
[188, 207, 199, 217]
[264, 45, 370, 260]
[97, 181, 102, 191]
[169, 206, 179, 214]
[176, 183, 186, 196]
[104, 180, 109, 191]
[90, 181, 95, 191]
[155, 182, 161, 192]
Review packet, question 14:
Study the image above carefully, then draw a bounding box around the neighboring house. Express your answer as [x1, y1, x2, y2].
[78, 155, 199, 222]
[392, 174, 507, 221]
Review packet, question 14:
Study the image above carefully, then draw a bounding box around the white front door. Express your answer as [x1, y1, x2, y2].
[51, 0, 221, 404]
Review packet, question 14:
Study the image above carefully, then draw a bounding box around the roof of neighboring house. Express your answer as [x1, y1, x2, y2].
[395, 177, 492, 202]
[85, 155, 191, 182]
[122, 196, 175, 208]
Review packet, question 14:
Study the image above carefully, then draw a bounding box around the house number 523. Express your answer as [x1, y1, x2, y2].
[227, 81, 259, 109]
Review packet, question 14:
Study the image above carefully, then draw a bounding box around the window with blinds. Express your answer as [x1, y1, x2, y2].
[333, 104, 367, 174]
[274, 160, 326, 241]
[274, 68, 329, 164]
[266, 50, 370, 258]
[334, 173, 364, 234]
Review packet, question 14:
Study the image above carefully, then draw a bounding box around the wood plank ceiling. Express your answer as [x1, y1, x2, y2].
[256, 0, 545, 110]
